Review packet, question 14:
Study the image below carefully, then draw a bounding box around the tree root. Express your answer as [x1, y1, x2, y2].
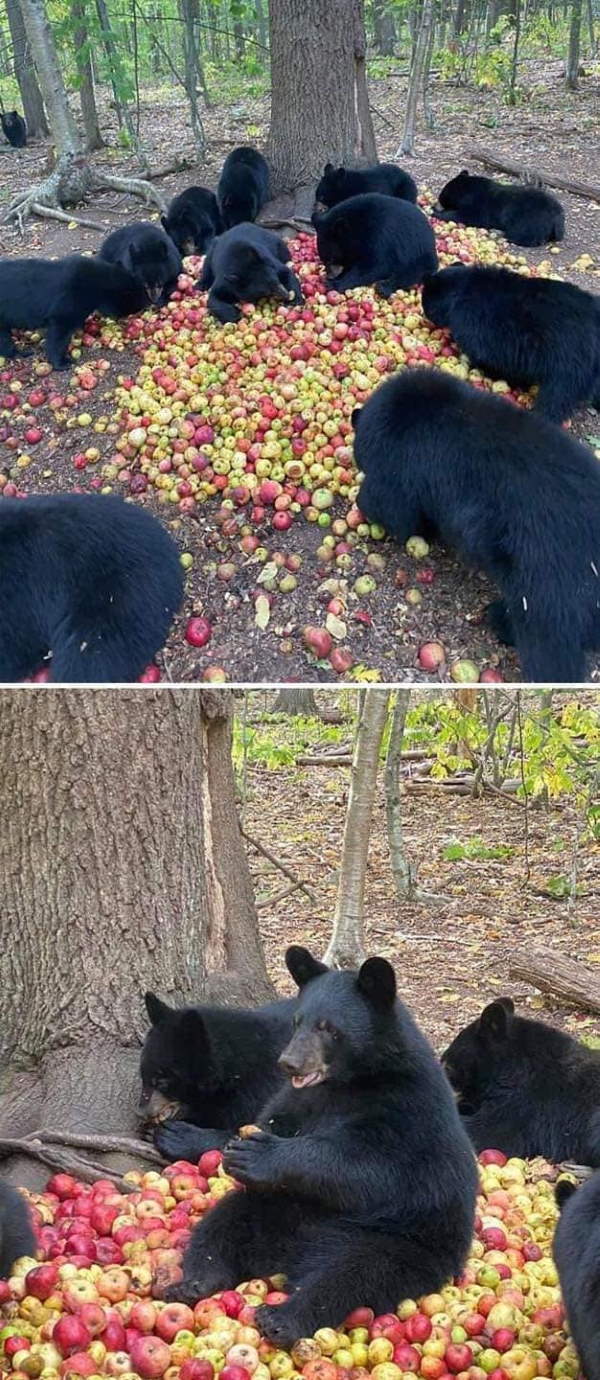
[30, 202, 106, 231]
[1, 150, 168, 232]
[40, 1130, 163, 1162]
[0, 1128, 164, 1191]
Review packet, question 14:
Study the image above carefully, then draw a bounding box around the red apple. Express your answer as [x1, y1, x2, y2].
[25, 1264, 60, 1300]
[185, 617, 212, 648]
[129, 1336, 172, 1379]
[53, 1316, 93, 1357]
[155, 1303, 195, 1341]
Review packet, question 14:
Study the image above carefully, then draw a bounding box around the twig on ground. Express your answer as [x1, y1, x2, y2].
[241, 826, 317, 903]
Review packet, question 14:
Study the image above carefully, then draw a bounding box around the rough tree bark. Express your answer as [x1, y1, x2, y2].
[273, 688, 320, 715]
[396, 0, 435, 155]
[508, 950, 600, 1014]
[565, 0, 582, 88]
[3, 0, 166, 228]
[384, 691, 415, 900]
[266, 0, 377, 220]
[324, 689, 390, 968]
[179, 0, 207, 153]
[0, 690, 272, 1188]
[5, 0, 48, 136]
[71, 0, 103, 151]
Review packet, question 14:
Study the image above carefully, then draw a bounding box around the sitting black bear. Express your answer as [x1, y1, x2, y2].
[164, 947, 477, 1347]
[443, 997, 600, 1164]
[1, 110, 26, 148]
[554, 1177, 600, 1380]
[434, 169, 564, 246]
[352, 367, 600, 683]
[312, 193, 437, 296]
[99, 222, 182, 305]
[315, 161, 417, 210]
[162, 186, 222, 257]
[197, 223, 303, 324]
[217, 147, 270, 229]
[422, 263, 600, 423]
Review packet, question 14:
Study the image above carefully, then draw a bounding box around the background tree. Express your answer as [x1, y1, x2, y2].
[5, 0, 48, 136]
[0, 689, 272, 1187]
[70, 0, 103, 151]
[266, 0, 377, 220]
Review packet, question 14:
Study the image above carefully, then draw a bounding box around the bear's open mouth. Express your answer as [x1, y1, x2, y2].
[291, 1070, 326, 1089]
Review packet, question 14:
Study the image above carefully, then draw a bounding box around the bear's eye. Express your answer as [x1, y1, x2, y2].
[316, 1019, 337, 1038]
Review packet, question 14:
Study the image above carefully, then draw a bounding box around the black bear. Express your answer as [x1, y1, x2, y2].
[1, 110, 26, 148]
[164, 947, 478, 1347]
[434, 170, 564, 246]
[314, 161, 417, 210]
[312, 194, 437, 296]
[554, 1177, 600, 1380]
[0, 255, 148, 370]
[0, 494, 183, 683]
[139, 991, 296, 1161]
[422, 264, 600, 423]
[99, 223, 182, 305]
[162, 187, 222, 257]
[217, 147, 269, 230]
[442, 997, 600, 1164]
[0, 1182, 36, 1279]
[351, 368, 600, 682]
[197, 223, 303, 324]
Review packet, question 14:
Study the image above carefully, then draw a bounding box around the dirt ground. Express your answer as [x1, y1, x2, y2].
[1, 58, 599, 684]
[241, 696, 600, 1053]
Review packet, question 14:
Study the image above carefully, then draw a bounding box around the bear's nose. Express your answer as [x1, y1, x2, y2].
[278, 1049, 304, 1076]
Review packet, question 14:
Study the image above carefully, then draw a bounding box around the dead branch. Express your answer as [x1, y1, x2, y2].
[508, 949, 600, 1014]
[260, 217, 315, 234]
[256, 879, 306, 909]
[465, 145, 600, 202]
[241, 826, 317, 903]
[40, 1130, 163, 1162]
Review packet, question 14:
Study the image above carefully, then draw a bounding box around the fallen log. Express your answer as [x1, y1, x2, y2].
[509, 950, 600, 1014]
[465, 145, 600, 203]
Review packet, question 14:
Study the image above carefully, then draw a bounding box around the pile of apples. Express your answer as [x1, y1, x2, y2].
[0, 1147, 579, 1380]
[108, 212, 535, 527]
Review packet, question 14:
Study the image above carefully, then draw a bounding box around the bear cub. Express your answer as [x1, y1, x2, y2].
[1, 110, 26, 147]
[139, 991, 296, 1160]
[351, 367, 600, 683]
[218, 147, 269, 229]
[315, 161, 417, 210]
[312, 194, 437, 296]
[162, 186, 222, 257]
[0, 1182, 36, 1280]
[422, 264, 600, 422]
[0, 256, 148, 370]
[434, 170, 564, 246]
[197, 223, 303, 324]
[443, 997, 600, 1164]
[99, 222, 182, 305]
[165, 947, 477, 1348]
[0, 494, 183, 684]
[554, 1177, 600, 1380]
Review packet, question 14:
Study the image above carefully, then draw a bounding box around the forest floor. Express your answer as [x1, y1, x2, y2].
[240, 694, 600, 1053]
[1, 56, 599, 684]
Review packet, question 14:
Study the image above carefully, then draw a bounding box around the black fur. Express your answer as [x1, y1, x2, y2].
[165, 947, 477, 1346]
[217, 147, 269, 230]
[99, 222, 182, 305]
[140, 992, 296, 1161]
[0, 1182, 36, 1279]
[422, 263, 600, 422]
[554, 1173, 600, 1380]
[434, 169, 565, 246]
[352, 367, 600, 682]
[162, 187, 222, 257]
[314, 161, 417, 210]
[1, 111, 26, 148]
[0, 255, 148, 370]
[442, 997, 600, 1163]
[0, 494, 183, 683]
[196, 222, 303, 324]
[312, 193, 438, 296]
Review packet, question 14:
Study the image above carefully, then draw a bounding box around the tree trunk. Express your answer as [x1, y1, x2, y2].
[397, 0, 435, 154]
[71, 0, 103, 150]
[18, 0, 79, 151]
[0, 689, 272, 1188]
[273, 688, 320, 715]
[233, 17, 246, 57]
[179, 0, 207, 152]
[507, 0, 521, 102]
[384, 692, 416, 900]
[324, 689, 390, 968]
[266, 0, 377, 218]
[254, 0, 267, 50]
[372, 0, 397, 53]
[95, 0, 136, 139]
[565, 0, 582, 87]
[508, 950, 600, 1014]
[5, 0, 48, 136]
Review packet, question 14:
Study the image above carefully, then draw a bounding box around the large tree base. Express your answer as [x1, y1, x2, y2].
[2, 151, 168, 232]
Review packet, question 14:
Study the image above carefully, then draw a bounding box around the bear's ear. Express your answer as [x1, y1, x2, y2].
[479, 997, 514, 1040]
[351, 406, 362, 428]
[459, 168, 470, 177]
[357, 957, 396, 1007]
[323, 163, 334, 174]
[285, 945, 328, 988]
[145, 992, 171, 1025]
[178, 1007, 210, 1053]
[337, 166, 347, 177]
[161, 215, 169, 232]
